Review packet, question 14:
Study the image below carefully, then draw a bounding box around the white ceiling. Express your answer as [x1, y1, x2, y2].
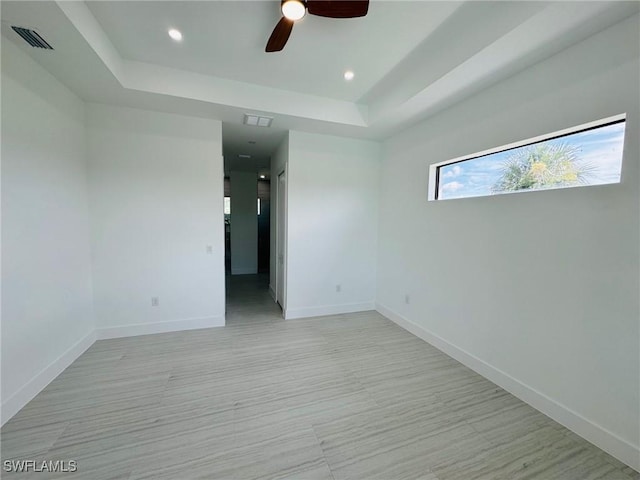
[85, 1, 459, 103]
[2, 1, 638, 171]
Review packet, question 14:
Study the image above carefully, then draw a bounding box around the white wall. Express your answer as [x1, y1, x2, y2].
[286, 131, 380, 319]
[87, 104, 225, 337]
[269, 133, 289, 302]
[229, 171, 257, 275]
[1, 40, 96, 423]
[376, 15, 639, 469]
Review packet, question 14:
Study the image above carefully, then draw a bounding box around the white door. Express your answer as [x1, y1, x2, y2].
[276, 171, 287, 310]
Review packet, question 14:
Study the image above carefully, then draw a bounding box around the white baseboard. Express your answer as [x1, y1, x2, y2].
[286, 301, 375, 320]
[96, 315, 225, 340]
[376, 303, 640, 472]
[1, 330, 96, 426]
[269, 284, 277, 303]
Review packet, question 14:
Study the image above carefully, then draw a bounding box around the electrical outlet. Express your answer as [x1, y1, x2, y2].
[151, 297, 159, 307]
[336, 284, 341, 293]
[405, 294, 410, 305]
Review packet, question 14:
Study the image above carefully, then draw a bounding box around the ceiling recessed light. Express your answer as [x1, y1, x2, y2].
[260, 175, 266, 179]
[344, 70, 355, 81]
[282, 0, 306, 21]
[168, 29, 182, 41]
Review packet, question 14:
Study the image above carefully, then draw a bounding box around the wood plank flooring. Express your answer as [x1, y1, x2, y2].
[2, 275, 638, 479]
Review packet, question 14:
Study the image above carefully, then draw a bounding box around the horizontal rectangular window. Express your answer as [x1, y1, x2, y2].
[429, 114, 626, 201]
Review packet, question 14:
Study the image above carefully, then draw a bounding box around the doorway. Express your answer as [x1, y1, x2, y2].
[221, 122, 285, 324]
[223, 169, 282, 325]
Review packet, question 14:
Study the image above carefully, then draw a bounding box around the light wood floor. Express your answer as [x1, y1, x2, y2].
[2, 275, 637, 479]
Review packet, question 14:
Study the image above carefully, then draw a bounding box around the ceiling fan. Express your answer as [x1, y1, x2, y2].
[266, 0, 369, 52]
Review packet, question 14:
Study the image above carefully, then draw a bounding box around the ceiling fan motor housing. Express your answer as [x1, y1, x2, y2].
[267, 0, 370, 52]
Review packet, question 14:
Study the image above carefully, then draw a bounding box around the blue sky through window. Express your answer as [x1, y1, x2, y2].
[437, 121, 626, 200]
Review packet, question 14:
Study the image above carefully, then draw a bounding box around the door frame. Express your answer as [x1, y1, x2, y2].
[275, 169, 287, 316]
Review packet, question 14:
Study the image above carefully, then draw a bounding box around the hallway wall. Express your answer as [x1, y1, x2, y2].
[257, 179, 271, 273]
[230, 171, 258, 275]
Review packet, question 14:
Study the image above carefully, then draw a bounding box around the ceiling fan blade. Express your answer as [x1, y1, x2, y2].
[307, 0, 369, 18]
[266, 17, 294, 52]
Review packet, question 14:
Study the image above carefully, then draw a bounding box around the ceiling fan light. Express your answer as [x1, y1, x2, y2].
[282, 0, 306, 21]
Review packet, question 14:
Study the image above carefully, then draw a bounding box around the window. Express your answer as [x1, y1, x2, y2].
[430, 114, 626, 201]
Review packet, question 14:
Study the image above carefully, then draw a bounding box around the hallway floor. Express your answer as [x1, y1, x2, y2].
[225, 273, 282, 325]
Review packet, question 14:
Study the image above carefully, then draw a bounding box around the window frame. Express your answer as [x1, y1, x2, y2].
[428, 113, 626, 201]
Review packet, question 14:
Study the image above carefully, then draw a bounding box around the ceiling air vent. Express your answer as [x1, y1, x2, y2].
[11, 26, 53, 50]
[243, 114, 273, 128]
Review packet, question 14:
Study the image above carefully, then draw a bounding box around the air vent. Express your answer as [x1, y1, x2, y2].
[244, 114, 273, 128]
[11, 26, 53, 50]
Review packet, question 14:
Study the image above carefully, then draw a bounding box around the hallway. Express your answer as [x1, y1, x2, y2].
[225, 274, 282, 325]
